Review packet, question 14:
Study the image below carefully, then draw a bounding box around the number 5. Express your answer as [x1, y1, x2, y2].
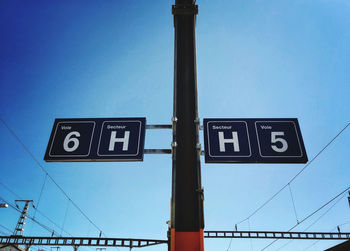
[271, 132, 288, 152]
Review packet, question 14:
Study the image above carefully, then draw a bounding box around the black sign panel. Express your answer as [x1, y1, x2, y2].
[44, 118, 146, 162]
[203, 118, 307, 163]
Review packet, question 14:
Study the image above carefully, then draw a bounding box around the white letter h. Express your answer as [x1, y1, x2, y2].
[218, 131, 240, 152]
[109, 131, 130, 151]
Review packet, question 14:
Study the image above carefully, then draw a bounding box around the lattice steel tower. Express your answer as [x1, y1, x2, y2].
[13, 200, 33, 236]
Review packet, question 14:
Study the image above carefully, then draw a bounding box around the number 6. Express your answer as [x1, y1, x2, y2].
[63, 131, 80, 152]
[271, 132, 288, 152]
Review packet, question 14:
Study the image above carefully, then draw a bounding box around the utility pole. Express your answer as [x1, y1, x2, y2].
[13, 200, 33, 236]
[12, 200, 33, 251]
[171, 0, 204, 251]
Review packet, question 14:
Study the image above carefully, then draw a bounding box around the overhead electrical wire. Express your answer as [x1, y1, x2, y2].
[31, 173, 48, 221]
[227, 122, 350, 251]
[0, 119, 119, 251]
[1, 186, 104, 251]
[3, 197, 96, 251]
[288, 184, 299, 224]
[1, 113, 348, 250]
[0, 182, 22, 198]
[0, 230, 9, 236]
[0, 181, 73, 236]
[0, 223, 12, 234]
[60, 199, 71, 236]
[0, 196, 57, 235]
[0, 230, 8, 235]
[28, 173, 49, 237]
[34, 209, 73, 237]
[237, 122, 350, 226]
[301, 193, 348, 232]
[0, 118, 107, 237]
[303, 222, 350, 251]
[261, 185, 350, 250]
[276, 192, 348, 250]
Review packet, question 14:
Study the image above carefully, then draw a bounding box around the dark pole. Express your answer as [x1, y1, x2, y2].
[171, 0, 204, 250]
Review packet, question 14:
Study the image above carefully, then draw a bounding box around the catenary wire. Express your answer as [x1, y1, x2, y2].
[0, 181, 73, 236]
[236, 122, 350, 226]
[0, 183, 99, 251]
[0, 223, 12, 233]
[261, 185, 350, 250]
[276, 193, 347, 250]
[0, 196, 58, 235]
[288, 184, 299, 224]
[32, 174, 48, 220]
[61, 199, 70, 236]
[0, 230, 9, 235]
[0, 119, 120, 251]
[226, 123, 349, 251]
[0, 118, 107, 237]
[0, 182, 22, 198]
[29, 173, 48, 236]
[303, 222, 350, 251]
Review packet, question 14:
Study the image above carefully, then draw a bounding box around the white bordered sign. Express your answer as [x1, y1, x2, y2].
[44, 118, 146, 162]
[203, 118, 308, 164]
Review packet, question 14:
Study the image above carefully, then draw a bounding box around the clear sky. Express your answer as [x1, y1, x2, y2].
[1, 0, 350, 251]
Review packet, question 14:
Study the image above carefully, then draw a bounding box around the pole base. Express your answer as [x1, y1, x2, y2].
[171, 228, 204, 251]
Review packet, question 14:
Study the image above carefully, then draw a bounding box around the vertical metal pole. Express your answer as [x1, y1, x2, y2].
[171, 0, 204, 250]
[13, 200, 33, 236]
[167, 228, 171, 251]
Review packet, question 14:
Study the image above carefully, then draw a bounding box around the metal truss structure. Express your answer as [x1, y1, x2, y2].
[0, 231, 349, 248]
[204, 231, 350, 240]
[0, 236, 167, 248]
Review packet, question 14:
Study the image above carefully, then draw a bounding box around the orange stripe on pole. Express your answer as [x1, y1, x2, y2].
[171, 228, 176, 251]
[172, 230, 204, 251]
[199, 229, 204, 251]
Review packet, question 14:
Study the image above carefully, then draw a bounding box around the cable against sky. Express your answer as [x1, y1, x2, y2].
[0, 196, 58, 235]
[237, 122, 350, 226]
[276, 192, 348, 250]
[0, 223, 12, 234]
[0, 118, 107, 237]
[226, 122, 350, 251]
[261, 185, 350, 250]
[303, 222, 350, 251]
[0, 181, 73, 237]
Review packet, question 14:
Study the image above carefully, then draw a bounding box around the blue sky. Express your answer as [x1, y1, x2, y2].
[1, 0, 350, 250]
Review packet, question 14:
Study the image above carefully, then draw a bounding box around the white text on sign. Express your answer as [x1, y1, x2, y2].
[109, 131, 130, 151]
[218, 131, 240, 152]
